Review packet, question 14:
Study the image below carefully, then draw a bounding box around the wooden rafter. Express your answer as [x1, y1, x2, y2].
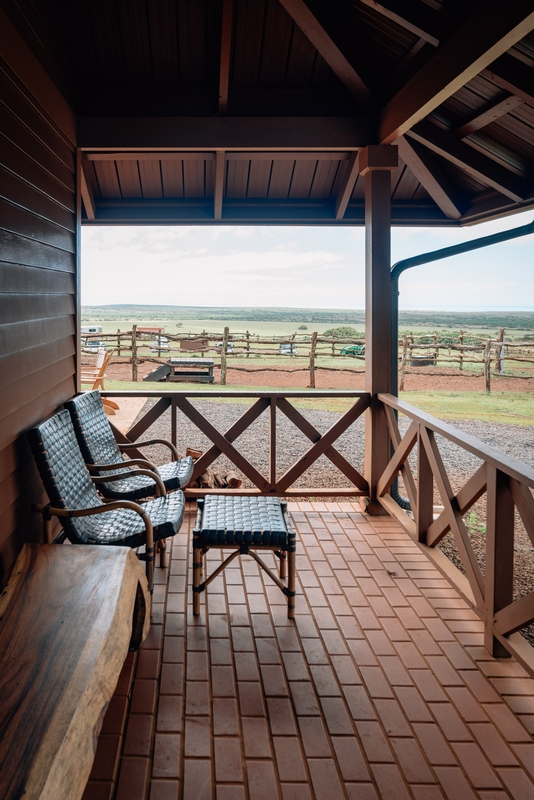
[335, 151, 360, 220]
[80, 157, 96, 221]
[455, 95, 524, 138]
[379, 1, 534, 144]
[278, 0, 374, 105]
[214, 149, 225, 220]
[485, 54, 534, 107]
[219, 0, 233, 114]
[397, 135, 462, 219]
[358, 0, 440, 46]
[406, 121, 528, 202]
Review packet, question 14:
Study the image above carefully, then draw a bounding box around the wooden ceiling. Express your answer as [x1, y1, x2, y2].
[4, 0, 534, 226]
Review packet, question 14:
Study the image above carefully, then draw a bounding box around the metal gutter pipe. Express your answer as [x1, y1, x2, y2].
[389, 217, 534, 509]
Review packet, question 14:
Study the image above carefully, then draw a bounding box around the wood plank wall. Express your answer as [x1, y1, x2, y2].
[0, 55, 77, 586]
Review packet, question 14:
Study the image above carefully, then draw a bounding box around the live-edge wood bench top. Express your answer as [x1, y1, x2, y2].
[0, 544, 150, 800]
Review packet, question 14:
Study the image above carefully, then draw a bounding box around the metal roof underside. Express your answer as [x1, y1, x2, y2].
[5, 0, 534, 226]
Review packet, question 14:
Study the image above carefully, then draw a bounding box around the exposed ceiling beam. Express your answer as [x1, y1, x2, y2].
[78, 117, 374, 150]
[219, 0, 233, 114]
[357, 0, 440, 46]
[406, 121, 528, 202]
[80, 159, 96, 220]
[379, 0, 534, 144]
[85, 151, 352, 162]
[214, 150, 225, 220]
[335, 152, 360, 219]
[484, 53, 534, 106]
[278, 0, 375, 105]
[397, 136, 462, 219]
[455, 94, 524, 138]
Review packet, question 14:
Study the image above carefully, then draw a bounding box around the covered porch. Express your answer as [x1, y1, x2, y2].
[1, 0, 534, 797]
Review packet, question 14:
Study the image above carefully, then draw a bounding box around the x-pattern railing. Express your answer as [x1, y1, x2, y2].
[103, 390, 370, 497]
[377, 393, 534, 672]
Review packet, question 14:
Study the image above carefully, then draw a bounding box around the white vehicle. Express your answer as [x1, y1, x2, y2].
[152, 336, 170, 351]
[81, 325, 103, 334]
[279, 343, 297, 355]
[82, 339, 106, 351]
[216, 341, 234, 353]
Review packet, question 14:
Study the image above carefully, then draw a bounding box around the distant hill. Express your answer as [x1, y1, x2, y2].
[81, 305, 534, 329]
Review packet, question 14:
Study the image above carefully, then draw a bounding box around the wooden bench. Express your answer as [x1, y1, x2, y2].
[0, 543, 150, 800]
[167, 357, 215, 383]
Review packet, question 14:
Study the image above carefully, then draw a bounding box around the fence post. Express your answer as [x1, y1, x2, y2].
[459, 330, 464, 370]
[117, 329, 121, 357]
[399, 335, 408, 392]
[309, 331, 317, 388]
[484, 338, 492, 393]
[246, 330, 250, 358]
[331, 334, 335, 358]
[220, 325, 229, 385]
[433, 330, 438, 364]
[157, 331, 161, 358]
[495, 327, 504, 373]
[201, 330, 206, 357]
[291, 332, 296, 357]
[132, 324, 138, 382]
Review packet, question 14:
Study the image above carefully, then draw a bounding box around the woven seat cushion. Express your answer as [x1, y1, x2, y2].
[98, 458, 194, 500]
[65, 391, 193, 498]
[28, 410, 185, 546]
[198, 495, 290, 547]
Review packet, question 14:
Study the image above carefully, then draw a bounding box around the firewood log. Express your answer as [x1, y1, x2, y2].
[198, 469, 216, 489]
[186, 446, 203, 460]
[213, 471, 226, 488]
[225, 470, 242, 489]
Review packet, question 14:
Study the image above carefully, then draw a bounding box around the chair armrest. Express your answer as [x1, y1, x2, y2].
[119, 439, 181, 462]
[92, 469, 167, 496]
[88, 459, 158, 472]
[32, 500, 153, 545]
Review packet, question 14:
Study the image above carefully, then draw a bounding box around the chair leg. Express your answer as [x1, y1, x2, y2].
[287, 548, 295, 620]
[279, 550, 287, 580]
[193, 544, 202, 615]
[158, 539, 167, 569]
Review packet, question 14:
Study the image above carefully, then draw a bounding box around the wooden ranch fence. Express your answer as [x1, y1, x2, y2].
[82, 327, 534, 391]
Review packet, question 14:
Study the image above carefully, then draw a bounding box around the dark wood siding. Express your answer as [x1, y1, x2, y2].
[0, 55, 77, 587]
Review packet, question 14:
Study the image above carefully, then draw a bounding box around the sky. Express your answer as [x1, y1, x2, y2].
[81, 209, 534, 311]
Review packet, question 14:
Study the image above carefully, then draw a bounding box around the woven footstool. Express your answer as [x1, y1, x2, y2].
[193, 496, 296, 618]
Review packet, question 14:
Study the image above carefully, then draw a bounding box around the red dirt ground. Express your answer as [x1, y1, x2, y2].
[103, 359, 534, 392]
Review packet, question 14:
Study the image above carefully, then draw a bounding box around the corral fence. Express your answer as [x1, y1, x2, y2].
[81, 326, 534, 391]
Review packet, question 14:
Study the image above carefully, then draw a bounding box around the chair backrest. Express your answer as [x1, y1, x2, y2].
[28, 410, 103, 543]
[65, 390, 124, 467]
[95, 347, 107, 369]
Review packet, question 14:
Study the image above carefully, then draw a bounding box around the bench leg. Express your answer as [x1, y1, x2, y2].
[287, 548, 295, 620]
[158, 539, 167, 569]
[193, 545, 202, 616]
[279, 550, 287, 580]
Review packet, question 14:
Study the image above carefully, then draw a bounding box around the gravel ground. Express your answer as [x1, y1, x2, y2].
[134, 398, 534, 644]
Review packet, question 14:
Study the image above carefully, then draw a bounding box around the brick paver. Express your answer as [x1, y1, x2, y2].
[84, 502, 534, 800]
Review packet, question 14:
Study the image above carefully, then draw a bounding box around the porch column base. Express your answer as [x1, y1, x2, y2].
[358, 496, 390, 516]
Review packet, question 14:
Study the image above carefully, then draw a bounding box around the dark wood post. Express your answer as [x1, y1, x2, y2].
[309, 331, 317, 388]
[131, 325, 138, 382]
[361, 145, 398, 510]
[485, 466, 514, 658]
[220, 325, 229, 385]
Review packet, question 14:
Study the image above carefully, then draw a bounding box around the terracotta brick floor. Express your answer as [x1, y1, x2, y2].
[83, 502, 534, 800]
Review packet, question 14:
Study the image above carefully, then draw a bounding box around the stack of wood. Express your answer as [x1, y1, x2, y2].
[185, 447, 243, 490]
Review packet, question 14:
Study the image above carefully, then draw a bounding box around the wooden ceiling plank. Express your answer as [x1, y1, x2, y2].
[335, 151, 360, 219]
[484, 53, 534, 106]
[80, 158, 95, 220]
[85, 152, 216, 161]
[455, 95, 524, 138]
[219, 0, 233, 114]
[277, 0, 374, 105]
[214, 150, 225, 219]
[358, 0, 440, 47]
[380, 0, 534, 144]
[406, 121, 528, 202]
[397, 136, 462, 219]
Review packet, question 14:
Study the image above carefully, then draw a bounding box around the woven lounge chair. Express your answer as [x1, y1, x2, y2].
[65, 390, 194, 501]
[28, 410, 185, 591]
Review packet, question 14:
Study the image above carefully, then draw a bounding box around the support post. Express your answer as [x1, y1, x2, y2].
[361, 146, 398, 512]
[485, 466, 514, 658]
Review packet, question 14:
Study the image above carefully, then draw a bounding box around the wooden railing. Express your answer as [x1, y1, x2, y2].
[101, 390, 370, 498]
[377, 393, 534, 673]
